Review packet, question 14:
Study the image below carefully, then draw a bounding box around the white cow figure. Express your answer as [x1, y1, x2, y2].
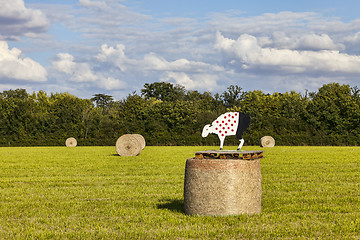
[202, 112, 251, 150]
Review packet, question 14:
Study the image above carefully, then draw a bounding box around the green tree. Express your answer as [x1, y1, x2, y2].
[306, 83, 360, 145]
[115, 92, 149, 134]
[49, 92, 93, 144]
[185, 90, 225, 113]
[91, 93, 113, 109]
[221, 85, 246, 108]
[1, 82, 360, 147]
[0, 89, 33, 145]
[141, 82, 186, 102]
[142, 100, 197, 145]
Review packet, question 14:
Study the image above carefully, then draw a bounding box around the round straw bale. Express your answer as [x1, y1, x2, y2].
[259, 136, 275, 147]
[132, 134, 146, 150]
[184, 158, 262, 216]
[115, 134, 142, 156]
[65, 137, 77, 147]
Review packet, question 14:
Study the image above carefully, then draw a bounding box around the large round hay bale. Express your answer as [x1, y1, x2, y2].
[132, 134, 146, 150]
[259, 136, 275, 147]
[184, 158, 262, 216]
[65, 137, 77, 147]
[115, 134, 142, 156]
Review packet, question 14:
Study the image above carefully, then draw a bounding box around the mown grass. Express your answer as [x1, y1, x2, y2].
[0, 145, 359, 239]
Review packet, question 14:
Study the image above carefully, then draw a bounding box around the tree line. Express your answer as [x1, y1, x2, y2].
[1, 82, 359, 147]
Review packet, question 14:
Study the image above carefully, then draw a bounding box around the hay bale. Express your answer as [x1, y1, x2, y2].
[132, 134, 146, 150]
[115, 134, 142, 156]
[184, 158, 262, 216]
[259, 136, 275, 147]
[65, 137, 77, 147]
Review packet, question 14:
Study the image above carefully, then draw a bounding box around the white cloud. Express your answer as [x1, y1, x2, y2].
[98, 77, 127, 90]
[71, 0, 151, 37]
[0, 41, 47, 82]
[0, 0, 49, 40]
[269, 32, 345, 51]
[295, 33, 344, 51]
[52, 53, 75, 75]
[344, 32, 360, 43]
[94, 43, 224, 91]
[140, 52, 226, 91]
[215, 32, 360, 75]
[52, 53, 98, 82]
[143, 53, 224, 72]
[78, 0, 108, 10]
[161, 72, 219, 91]
[210, 11, 319, 37]
[343, 32, 360, 54]
[7, 2, 360, 98]
[95, 44, 134, 72]
[51, 51, 127, 92]
[95, 43, 225, 74]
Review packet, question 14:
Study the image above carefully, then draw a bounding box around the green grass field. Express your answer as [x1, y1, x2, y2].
[0, 146, 359, 239]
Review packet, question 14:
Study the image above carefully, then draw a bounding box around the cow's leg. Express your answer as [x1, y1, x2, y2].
[237, 138, 244, 150]
[219, 136, 225, 150]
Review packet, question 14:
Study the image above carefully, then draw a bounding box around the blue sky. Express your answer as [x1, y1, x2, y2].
[1, 0, 360, 99]
[140, 0, 357, 20]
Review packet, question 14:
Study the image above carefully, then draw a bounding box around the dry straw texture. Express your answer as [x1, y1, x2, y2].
[115, 134, 142, 156]
[65, 137, 77, 147]
[260, 136, 275, 147]
[132, 134, 146, 150]
[184, 158, 262, 216]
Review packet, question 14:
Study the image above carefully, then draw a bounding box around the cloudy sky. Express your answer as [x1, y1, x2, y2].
[1, 0, 360, 99]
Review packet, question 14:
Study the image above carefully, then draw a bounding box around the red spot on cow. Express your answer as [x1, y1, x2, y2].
[225, 123, 228, 125]
[222, 121, 224, 123]
[222, 134, 224, 136]
[225, 131, 227, 134]
[224, 116, 226, 119]
[215, 127, 218, 130]
[219, 130, 222, 133]
[222, 127, 225, 130]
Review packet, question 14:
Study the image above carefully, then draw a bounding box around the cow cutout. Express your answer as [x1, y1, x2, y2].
[202, 112, 250, 150]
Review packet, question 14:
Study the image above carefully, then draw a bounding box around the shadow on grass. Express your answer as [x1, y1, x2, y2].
[157, 199, 185, 213]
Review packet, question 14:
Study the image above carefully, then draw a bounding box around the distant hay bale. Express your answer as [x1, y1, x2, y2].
[65, 137, 77, 147]
[259, 136, 275, 147]
[132, 134, 146, 150]
[184, 158, 262, 216]
[115, 134, 142, 156]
